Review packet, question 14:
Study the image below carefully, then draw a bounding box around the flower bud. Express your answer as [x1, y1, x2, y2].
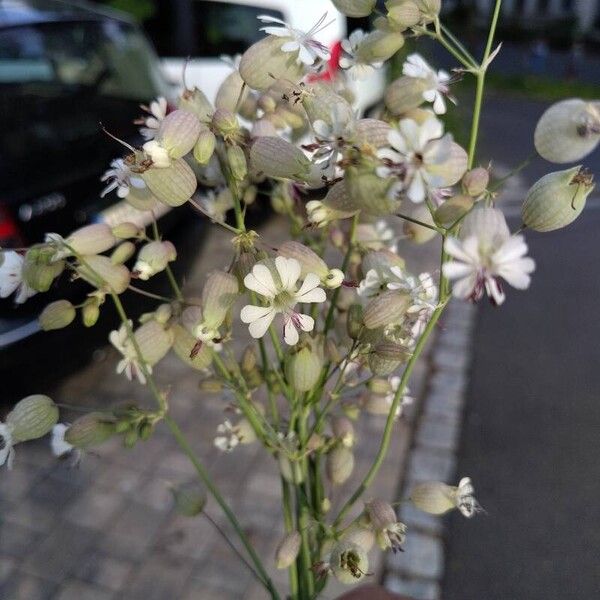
[212, 108, 241, 140]
[522, 166, 595, 232]
[286, 346, 322, 392]
[330, 541, 369, 584]
[462, 167, 489, 197]
[534, 98, 600, 163]
[216, 70, 249, 113]
[434, 195, 474, 228]
[250, 136, 312, 181]
[387, 1, 422, 29]
[326, 446, 355, 485]
[111, 222, 140, 239]
[65, 224, 116, 256]
[22, 245, 65, 292]
[363, 290, 410, 329]
[193, 126, 217, 164]
[77, 255, 130, 294]
[199, 376, 223, 393]
[332, 0, 376, 16]
[200, 270, 239, 331]
[111, 241, 136, 265]
[134, 241, 177, 280]
[227, 144, 248, 181]
[158, 110, 202, 159]
[141, 158, 197, 207]
[82, 296, 102, 327]
[385, 76, 429, 115]
[331, 416, 355, 447]
[275, 531, 302, 569]
[64, 412, 116, 448]
[355, 30, 404, 64]
[178, 87, 213, 122]
[410, 481, 456, 515]
[365, 498, 407, 551]
[7, 395, 59, 443]
[239, 35, 304, 92]
[403, 204, 437, 243]
[39, 300, 76, 331]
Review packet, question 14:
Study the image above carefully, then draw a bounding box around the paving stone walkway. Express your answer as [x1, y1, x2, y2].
[0, 215, 445, 600]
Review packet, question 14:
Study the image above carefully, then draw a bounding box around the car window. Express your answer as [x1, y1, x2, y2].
[145, 0, 284, 58]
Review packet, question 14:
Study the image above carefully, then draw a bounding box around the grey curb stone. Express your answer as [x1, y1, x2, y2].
[387, 531, 444, 580]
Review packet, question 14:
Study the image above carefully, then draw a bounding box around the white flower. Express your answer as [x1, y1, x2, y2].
[312, 104, 356, 179]
[402, 53, 452, 115]
[455, 477, 483, 518]
[0, 251, 37, 304]
[214, 420, 241, 452]
[100, 158, 146, 199]
[136, 97, 168, 140]
[241, 256, 326, 345]
[143, 140, 171, 168]
[258, 13, 331, 65]
[109, 321, 150, 384]
[442, 208, 535, 305]
[377, 117, 453, 203]
[339, 30, 382, 80]
[51, 424, 74, 457]
[0, 422, 15, 470]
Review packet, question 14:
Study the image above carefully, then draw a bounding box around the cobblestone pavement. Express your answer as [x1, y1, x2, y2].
[0, 215, 445, 600]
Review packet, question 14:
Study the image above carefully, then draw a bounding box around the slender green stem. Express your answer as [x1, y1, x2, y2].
[165, 415, 279, 599]
[282, 479, 299, 598]
[165, 264, 184, 302]
[396, 212, 444, 235]
[127, 285, 174, 303]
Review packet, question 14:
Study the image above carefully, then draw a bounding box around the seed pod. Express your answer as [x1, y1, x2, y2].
[141, 158, 197, 207]
[286, 346, 322, 392]
[522, 166, 595, 232]
[402, 204, 437, 243]
[332, 0, 376, 17]
[239, 35, 304, 92]
[81, 297, 102, 327]
[385, 76, 429, 115]
[201, 270, 239, 330]
[427, 142, 468, 187]
[347, 304, 364, 339]
[7, 395, 59, 443]
[462, 167, 489, 197]
[250, 136, 312, 181]
[326, 446, 355, 485]
[363, 290, 410, 329]
[356, 30, 405, 63]
[172, 324, 213, 370]
[331, 416, 355, 448]
[388, 1, 421, 29]
[134, 320, 174, 367]
[227, 144, 248, 181]
[171, 483, 207, 517]
[330, 541, 369, 584]
[22, 245, 65, 292]
[355, 118, 392, 149]
[158, 109, 202, 159]
[77, 255, 130, 294]
[178, 87, 213, 122]
[534, 98, 600, 163]
[193, 126, 217, 165]
[345, 166, 398, 216]
[39, 300, 76, 331]
[275, 531, 302, 569]
[435, 195, 474, 228]
[65, 224, 116, 256]
[111, 241, 136, 265]
[64, 412, 116, 448]
[410, 481, 456, 515]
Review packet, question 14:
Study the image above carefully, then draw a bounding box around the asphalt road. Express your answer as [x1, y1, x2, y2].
[443, 96, 600, 599]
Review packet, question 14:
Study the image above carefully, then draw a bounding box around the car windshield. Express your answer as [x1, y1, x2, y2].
[146, 0, 284, 58]
[0, 18, 169, 195]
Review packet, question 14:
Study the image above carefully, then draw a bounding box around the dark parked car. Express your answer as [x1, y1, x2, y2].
[0, 0, 202, 398]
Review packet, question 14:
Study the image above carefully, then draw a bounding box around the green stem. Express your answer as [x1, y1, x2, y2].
[165, 415, 280, 599]
[282, 479, 300, 598]
[396, 212, 444, 235]
[165, 264, 184, 302]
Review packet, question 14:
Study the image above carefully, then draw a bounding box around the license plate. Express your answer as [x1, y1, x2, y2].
[96, 200, 172, 229]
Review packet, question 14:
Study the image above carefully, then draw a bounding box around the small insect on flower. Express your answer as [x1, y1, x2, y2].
[258, 13, 332, 65]
[442, 207, 535, 306]
[135, 96, 168, 140]
[240, 256, 326, 345]
[402, 53, 453, 115]
[0, 250, 37, 304]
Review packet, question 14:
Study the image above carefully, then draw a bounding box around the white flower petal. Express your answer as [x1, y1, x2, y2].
[295, 273, 326, 303]
[246, 308, 276, 339]
[244, 264, 277, 298]
[283, 317, 299, 345]
[276, 256, 301, 291]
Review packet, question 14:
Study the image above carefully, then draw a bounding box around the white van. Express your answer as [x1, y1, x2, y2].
[145, 0, 386, 115]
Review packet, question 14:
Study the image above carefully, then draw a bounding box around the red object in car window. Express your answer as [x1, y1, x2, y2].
[0, 204, 21, 247]
[307, 40, 343, 83]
